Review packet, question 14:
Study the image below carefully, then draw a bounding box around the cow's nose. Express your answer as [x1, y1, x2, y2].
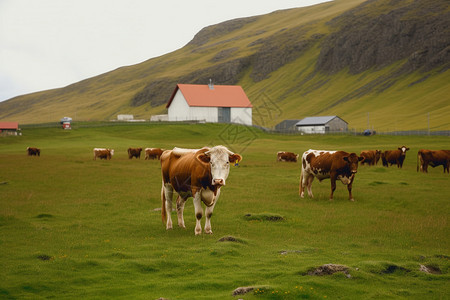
[213, 179, 224, 186]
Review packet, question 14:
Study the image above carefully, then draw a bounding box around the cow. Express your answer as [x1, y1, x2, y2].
[127, 147, 142, 159]
[381, 146, 409, 168]
[27, 147, 40, 156]
[299, 149, 364, 201]
[277, 151, 299, 162]
[160, 145, 242, 235]
[93, 148, 114, 160]
[360, 150, 382, 166]
[417, 149, 450, 173]
[145, 148, 165, 160]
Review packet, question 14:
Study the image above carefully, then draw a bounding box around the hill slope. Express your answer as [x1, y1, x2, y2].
[1, 0, 449, 131]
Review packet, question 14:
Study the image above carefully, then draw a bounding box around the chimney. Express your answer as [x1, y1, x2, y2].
[208, 78, 214, 90]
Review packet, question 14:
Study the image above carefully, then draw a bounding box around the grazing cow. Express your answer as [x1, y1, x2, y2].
[93, 148, 114, 160]
[417, 149, 450, 173]
[128, 147, 142, 159]
[160, 145, 242, 235]
[277, 151, 299, 162]
[27, 147, 40, 156]
[381, 146, 409, 168]
[360, 150, 382, 166]
[145, 148, 165, 160]
[299, 149, 363, 201]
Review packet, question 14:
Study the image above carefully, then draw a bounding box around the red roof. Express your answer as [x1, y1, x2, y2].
[0, 122, 19, 130]
[166, 84, 252, 108]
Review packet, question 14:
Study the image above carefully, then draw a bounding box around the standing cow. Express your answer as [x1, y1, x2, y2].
[277, 151, 299, 162]
[417, 149, 450, 173]
[360, 150, 382, 166]
[128, 147, 142, 159]
[299, 149, 363, 201]
[160, 145, 242, 235]
[27, 147, 40, 156]
[381, 146, 409, 168]
[145, 148, 165, 160]
[93, 148, 114, 160]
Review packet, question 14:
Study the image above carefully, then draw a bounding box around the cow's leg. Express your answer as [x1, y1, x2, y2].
[163, 184, 174, 230]
[330, 175, 337, 200]
[176, 195, 187, 229]
[204, 189, 219, 234]
[193, 192, 203, 235]
[347, 181, 354, 201]
[299, 173, 305, 198]
[307, 175, 314, 198]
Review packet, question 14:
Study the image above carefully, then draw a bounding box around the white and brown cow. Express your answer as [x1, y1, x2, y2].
[93, 148, 114, 160]
[160, 145, 242, 235]
[299, 149, 363, 201]
[145, 148, 165, 160]
[417, 149, 450, 173]
[277, 151, 299, 162]
[381, 146, 409, 168]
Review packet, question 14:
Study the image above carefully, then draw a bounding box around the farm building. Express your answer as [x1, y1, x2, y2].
[275, 119, 302, 132]
[0, 122, 20, 136]
[166, 83, 252, 125]
[295, 116, 348, 134]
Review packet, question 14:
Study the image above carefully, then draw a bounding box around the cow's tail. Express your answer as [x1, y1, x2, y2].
[299, 172, 303, 196]
[161, 182, 167, 224]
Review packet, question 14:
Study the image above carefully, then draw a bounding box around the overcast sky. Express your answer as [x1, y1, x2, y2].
[0, 0, 329, 102]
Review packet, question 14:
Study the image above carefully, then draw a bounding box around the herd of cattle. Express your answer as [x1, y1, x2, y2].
[26, 145, 449, 235]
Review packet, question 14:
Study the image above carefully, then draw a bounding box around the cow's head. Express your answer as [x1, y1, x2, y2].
[398, 146, 410, 155]
[109, 149, 115, 156]
[343, 153, 364, 174]
[197, 145, 242, 186]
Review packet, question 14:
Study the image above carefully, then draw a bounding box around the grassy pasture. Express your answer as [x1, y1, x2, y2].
[0, 123, 449, 299]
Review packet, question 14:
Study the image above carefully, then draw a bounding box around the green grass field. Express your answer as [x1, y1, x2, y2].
[0, 123, 449, 299]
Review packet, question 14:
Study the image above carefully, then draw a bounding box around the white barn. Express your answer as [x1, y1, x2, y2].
[166, 83, 252, 125]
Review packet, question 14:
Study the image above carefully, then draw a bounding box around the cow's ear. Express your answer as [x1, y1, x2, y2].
[197, 153, 210, 163]
[229, 153, 242, 163]
[358, 156, 364, 161]
[343, 156, 349, 162]
[406, 147, 410, 151]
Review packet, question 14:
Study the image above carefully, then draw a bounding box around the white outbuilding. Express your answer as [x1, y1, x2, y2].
[166, 83, 252, 125]
[295, 116, 348, 134]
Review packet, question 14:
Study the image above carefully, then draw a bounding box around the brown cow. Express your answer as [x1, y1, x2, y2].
[277, 151, 299, 162]
[160, 145, 242, 235]
[128, 147, 142, 159]
[299, 149, 363, 201]
[93, 148, 114, 160]
[381, 146, 409, 168]
[145, 148, 165, 160]
[27, 147, 40, 156]
[417, 149, 450, 173]
[360, 150, 381, 166]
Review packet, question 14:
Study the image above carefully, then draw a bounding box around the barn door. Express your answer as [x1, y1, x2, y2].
[218, 107, 231, 123]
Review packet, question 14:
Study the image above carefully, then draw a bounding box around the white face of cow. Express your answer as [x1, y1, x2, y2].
[398, 146, 409, 155]
[198, 146, 242, 187]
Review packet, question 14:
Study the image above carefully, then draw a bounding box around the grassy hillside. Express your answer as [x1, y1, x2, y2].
[0, 123, 449, 299]
[0, 0, 449, 131]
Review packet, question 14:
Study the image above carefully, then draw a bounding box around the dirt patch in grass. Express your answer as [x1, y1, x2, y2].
[306, 264, 351, 277]
[218, 236, 247, 244]
[243, 213, 285, 222]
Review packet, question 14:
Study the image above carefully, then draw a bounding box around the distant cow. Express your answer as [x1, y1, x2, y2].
[161, 145, 242, 235]
[27, 147, 40, 156]
[128, 147, 142, 159]
[417, 149, 450, 173]
[277, 151, 299, 162]
[145, 148, 165, 160]
[360, 150, 381, 166]
[93, 148, 114, 160]
[381, 146, 409, 168]
[299, 149, 363, 201]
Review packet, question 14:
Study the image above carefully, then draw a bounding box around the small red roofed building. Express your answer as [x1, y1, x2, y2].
[166, 82, 252, 126]
[0, 122, 20, 136]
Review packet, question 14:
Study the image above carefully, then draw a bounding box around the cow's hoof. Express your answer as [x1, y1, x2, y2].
[350, 198, 355, 202]
[204, 229, 213, 234]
